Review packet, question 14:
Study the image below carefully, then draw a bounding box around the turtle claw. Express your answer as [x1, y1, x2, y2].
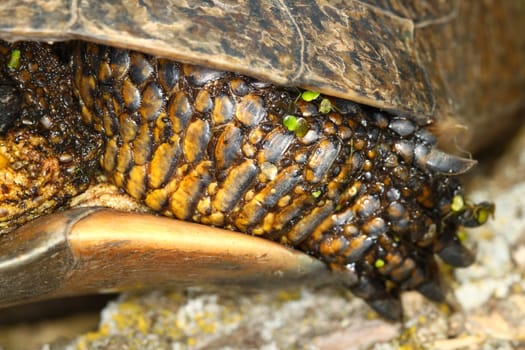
[349, 277, 403, 321]
[366, 297, 403, 321]
[416, 279, 446, 302]
[438, 241, 476, 267]
[415, 145, 477, 175]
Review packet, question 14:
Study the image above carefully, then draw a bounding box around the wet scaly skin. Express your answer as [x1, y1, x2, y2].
[0, 42, 101, 232]
[0, 41, 490, 320]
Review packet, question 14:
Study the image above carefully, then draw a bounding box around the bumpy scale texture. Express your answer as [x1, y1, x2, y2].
[0, 42, 101, 232]
[73, 43, 478, 320]
[0, 42, 487, 320]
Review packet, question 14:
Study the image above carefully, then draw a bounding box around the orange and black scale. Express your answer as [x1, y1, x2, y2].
[0, 41, 491, 320]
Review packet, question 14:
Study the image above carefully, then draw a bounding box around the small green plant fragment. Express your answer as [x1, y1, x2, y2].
[374, 259, 385, 268]
[452, 200, 494, 227]
[475, 208, 490, 225]
[474, 202, 495, 225]
[7, 49, 21, 69]
[283, 115, 298, 131]
[457, 230, 467, 243]
[283, 115, 309, 137]
[451, 195, 464, 212]
[294, 117, 309, 137]
[301, 90, 320, 102]
[312, 190, 322, 198]
[319, 98, 332, 114]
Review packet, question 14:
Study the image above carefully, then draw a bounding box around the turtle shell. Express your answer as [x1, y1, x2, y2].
[1, 0, 524, 150]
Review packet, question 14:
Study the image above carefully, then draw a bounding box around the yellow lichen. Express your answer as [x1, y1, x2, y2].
[112, 302, 150, 333]
[75, 325, 110, 350]
[277, 289, 301, 302]
[439, 303, 452, 315]
[195, 312, 217, 334]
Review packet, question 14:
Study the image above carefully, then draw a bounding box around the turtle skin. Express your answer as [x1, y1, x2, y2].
[0, 41, 490, 320]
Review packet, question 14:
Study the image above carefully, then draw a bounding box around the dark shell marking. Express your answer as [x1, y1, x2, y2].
[0, 41, 489, 320]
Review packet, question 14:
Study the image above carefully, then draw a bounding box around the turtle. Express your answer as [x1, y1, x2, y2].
[0, 0, 524, 321]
